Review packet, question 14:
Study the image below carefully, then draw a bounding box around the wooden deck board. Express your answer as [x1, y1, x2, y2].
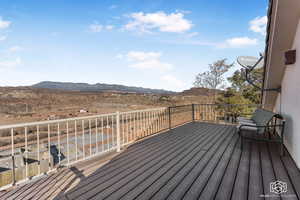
[182, 129, 238, 200]
[281, 152, 300, 198]
[248, 142, 264, 200]
[260, 141, 279, 200]
[164, 126, 235, 200]
[121, 125, 229, 200]
[214, 137, 242, 200]
[69, 124, 219, 200]
[231, 139, 251, 200]
[269, 143, 298, 200]
[134, 125, 228, 200]
[0, 122, 299, 200]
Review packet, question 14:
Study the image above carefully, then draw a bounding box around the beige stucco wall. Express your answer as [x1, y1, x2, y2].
[274, 19, 300, 168]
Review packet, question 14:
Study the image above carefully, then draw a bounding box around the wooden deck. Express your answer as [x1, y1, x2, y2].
[0, 122, 300, 200]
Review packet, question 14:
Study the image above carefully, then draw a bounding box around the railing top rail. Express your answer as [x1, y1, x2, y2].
[0, 107, 166, 130]
[193, 103, 261, 106]
[0, 104, 263, 130]
[120, 107, 166, 115]
[169, 104, 193, 108]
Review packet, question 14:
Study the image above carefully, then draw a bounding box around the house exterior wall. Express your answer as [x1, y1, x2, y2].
[274, 19, 300, 168]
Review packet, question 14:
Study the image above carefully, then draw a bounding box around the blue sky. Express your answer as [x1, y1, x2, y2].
[0, 0, 268, 91]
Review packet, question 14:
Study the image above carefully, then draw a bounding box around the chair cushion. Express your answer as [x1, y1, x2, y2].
[237, 121, 259, 132]
[237, 117, 254, 124]
[239, 125, 258, 132]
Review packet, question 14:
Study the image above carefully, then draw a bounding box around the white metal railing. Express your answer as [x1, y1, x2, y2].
[0, 107, 169, 189]
[0, 103, 261, 189]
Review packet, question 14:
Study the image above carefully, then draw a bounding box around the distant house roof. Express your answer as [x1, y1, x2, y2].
[262, 0, 300, 110]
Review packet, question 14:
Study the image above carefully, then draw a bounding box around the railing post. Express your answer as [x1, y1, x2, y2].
[168, 107, 171, 130]
[116, 111, 121, 152]
[192, 104, 195, 122]
[11, 128, 15, 185]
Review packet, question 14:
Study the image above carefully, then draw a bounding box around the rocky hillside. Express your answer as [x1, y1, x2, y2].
[32, 81, 176, 94]
[181, 87, 223, 96]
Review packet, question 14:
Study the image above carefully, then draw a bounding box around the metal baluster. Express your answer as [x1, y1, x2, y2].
[126, 113, 129, 143]
[48, 124, 51, 169]
[159, 110, 162, 131]
[157, 111, 159, 132]
[159, 110, 161, 131]
[206, 105, 208, 121]
[75, 121, 78, 161]
[138, 112, 141, 138]
[155, 111, 157, 133]
[147, 112, 149, 136]
[152, 111, 154, 133]
[162, 109, 164, 129]
[96, 118, 98, 153]
[154, 111, 156, 133]
[149, 111, 151, 134]
[89, 119, 92, 156]
[82, 120, 85, 159]
[67, 122, 70, 165]
[101, 117, 104, 152]
[111, 115, 114, 147]
[25, 127, 28, 179]
[133, 112, 136, 140]
[106, 116, 109, 149]
[128, 113, 131, 142]
[37, 125, 40, 174]
[148, 111, 151, 135]
[151, 111, 153, 134]
[143, 112, 146, 136]
[57, 123, 61, 165]
[122, 114, 124, 144]
[11, 128, 15, 185]
[116, 112, 120, 152]
[163, 109, 165, 129]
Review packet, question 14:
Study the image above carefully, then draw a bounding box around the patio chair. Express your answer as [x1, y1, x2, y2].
[237, 108, 286, 155]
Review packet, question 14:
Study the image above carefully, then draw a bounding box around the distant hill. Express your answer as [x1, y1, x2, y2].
[181, 87, 223, 96]
[32, 81, 176, 94]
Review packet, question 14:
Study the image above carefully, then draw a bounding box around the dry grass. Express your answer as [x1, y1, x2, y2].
[0, 87, 215, 125]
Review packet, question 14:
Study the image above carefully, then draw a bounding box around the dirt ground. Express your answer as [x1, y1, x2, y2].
[0, 87, 215, 125]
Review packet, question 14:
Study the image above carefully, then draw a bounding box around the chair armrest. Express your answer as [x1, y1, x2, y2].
[238, 124, 284, 129]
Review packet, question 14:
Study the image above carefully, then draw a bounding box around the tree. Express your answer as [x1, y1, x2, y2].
[216, 66, 264, 120]
[193, 59, 234, 89]
[227, 67, 263, 104]
[216, 88, 253, 118]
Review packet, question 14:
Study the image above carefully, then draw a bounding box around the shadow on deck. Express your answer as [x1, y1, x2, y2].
[1, 122, 300, 200]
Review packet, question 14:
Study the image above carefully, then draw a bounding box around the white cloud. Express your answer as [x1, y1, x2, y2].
[125, 11, 193, 33]
[0, 17, 11, 29]
[89, 23, 103, 32]
[0, 57, 21, 69]
[249, 16, 267, 35]
[8, 46, 23, 52]
[89, 23, 114, 32]
[218, 37, 258, 48]
[125, 51, 173, 71]
[0, 35, 6, 41]
[127, 51, 161, 62]
[160, 74, 185, 90]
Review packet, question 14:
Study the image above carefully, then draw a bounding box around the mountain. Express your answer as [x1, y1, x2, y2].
[32, 81, 176, 94]
[181, 87, 223, 96]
